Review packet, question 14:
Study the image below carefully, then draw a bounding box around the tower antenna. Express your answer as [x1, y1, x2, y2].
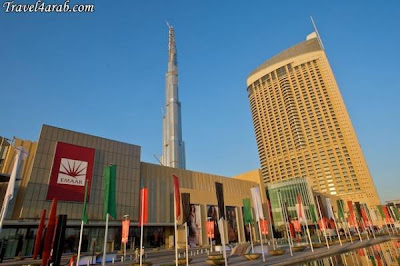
[310, 16, 325, 50]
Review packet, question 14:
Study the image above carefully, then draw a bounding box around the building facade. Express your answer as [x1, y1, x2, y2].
[0, 125, 260, 259]
[246, 32, 380, 208]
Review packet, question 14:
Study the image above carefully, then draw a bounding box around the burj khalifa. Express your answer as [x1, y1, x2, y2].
[161, 24, 186, 169]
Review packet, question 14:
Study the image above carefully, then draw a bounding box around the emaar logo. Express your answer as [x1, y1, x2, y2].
[57, 158, 87, 186]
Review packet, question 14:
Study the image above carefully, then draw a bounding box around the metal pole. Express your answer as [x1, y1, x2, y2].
[315, 196, 329, 249]
[77, 220, 84, 266]
[102, 214, 109, 266]
[277, 190, 292, 256]
[174, 189, 178, 266]
[256, 219, 265, 261]
[185, 223, 189, 266]
[140, 190, 145, 266]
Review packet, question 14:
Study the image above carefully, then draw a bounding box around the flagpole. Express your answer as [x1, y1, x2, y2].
[77, 220, 84, 265]
[248, 223, 254, 253]
[102, 213, 109, 266]
[388, 206, 399, 234]
[185, 222, 188, 266]
[364, 205, 376, 239]
[277, 190, 292, 256]
[0, 147, 25, 233]
[140, 189, 145, 266]
[216, 207, 227, 266]
[295, 180, 313, 251]
[266, 199, 276, 250]
[315, 196, 329, 249]
[256, 219, 265, 261]
[174, 189, 178, 266]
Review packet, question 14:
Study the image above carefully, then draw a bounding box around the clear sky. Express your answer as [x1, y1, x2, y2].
[1, 1, 399, 202]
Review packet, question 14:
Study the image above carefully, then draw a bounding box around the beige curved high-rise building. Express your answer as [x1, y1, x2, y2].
[247, 32, 380, 207]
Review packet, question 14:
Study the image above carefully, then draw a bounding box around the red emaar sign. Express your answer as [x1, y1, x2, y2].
[46, 142, 95, 202]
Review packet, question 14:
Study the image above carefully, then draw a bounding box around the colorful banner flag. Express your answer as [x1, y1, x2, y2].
[318, 218, 328, 230]
[337, 200, 345, 220]
[33, 209, 46, 259]
[382, 206, 392, 223]
[354, 202, 362, 220]
[206, 221, 214, 238]
[0, 147, 27, 229]
[316, 196, 327, 218]
[121, 219, 130, 244]
[82, 181, 89, 224]
[309, 204, 318, 223]
[266, 198, 274, 224]
[41, 198, 58, 266]
[325, 198, 335, 220]
[215, 182, 225, 219]
[139, 187, 148, 226]
[250, 186, 264, 220]
[173, 175, 181, 220]
[296, 194, 306, 223]
[347, 201, 355, 223]
[293, 220, 301, 233]
[104, 164, 117, 219]
[260, 219, 269, 235]
[243, 198, 253, 225]
[393, 207, 400, 220]
[377, 205, 385, 220]
[181, 193, 191, 224]
[361, 207, 370, 226]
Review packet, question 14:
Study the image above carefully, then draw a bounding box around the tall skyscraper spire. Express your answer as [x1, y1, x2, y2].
[161, 23, 186, 169]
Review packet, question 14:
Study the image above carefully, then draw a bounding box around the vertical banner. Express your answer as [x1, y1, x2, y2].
[260, 219, 269, 235]
[207, 206, 220, 244]
[215, 182, 225, 219]
[46, 142, 95, 202]
[188, 204, 201, 246]
[122, 220, 130, 244]
[226, 206, 238, 243]
[173, 175, 181, 220]
[139, 188, 148, 226]
[206, 221, 214, 238]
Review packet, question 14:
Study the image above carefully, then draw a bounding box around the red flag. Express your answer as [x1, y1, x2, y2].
[122, 219, 130, 244]
[357, 248, 365, 256]
[260, 219, 269, 235]
[297, 194, 304, 221]
[139, 188, 148, 226]
[289, 222, 295, 237]
[361, 208, 370, 226]
[42, 198, 58, 266]
[347, 201, 356, 226]
[318, 218, 328, 230]
[293, 220, 301, 233]
[382, 206, 392, 223]
[33, 209, 46, 259]
[206, 221, 214, 238]
[173, 175, 181, 220]
[266, 198, 274, 224]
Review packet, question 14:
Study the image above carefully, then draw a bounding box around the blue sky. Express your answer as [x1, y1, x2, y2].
[1, 0, 399, 202]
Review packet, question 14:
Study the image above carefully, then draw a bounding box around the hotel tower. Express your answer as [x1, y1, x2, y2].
[161, 24, 186, 169]
[247, 32, 380, 207]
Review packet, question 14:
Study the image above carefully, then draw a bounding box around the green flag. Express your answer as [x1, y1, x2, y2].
[337, 200, 345, 220]
[377, 205, 385, 219]
[104, 164, 117, 219]
[309, 204, 318, 223]
[82, 181, 89, 224]
[393, 207, 400, 220]
[243, 198, 253, 225]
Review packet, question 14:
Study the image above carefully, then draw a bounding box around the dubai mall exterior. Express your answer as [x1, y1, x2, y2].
[0, 124, 262, 258]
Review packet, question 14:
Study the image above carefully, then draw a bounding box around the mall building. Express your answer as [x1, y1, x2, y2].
[0, 124, 266, 259]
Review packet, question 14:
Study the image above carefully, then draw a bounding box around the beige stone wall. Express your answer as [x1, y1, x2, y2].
[19, 125, 141, 222]
[141, 162, 260, 246]
[0, 138, 38, 219]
